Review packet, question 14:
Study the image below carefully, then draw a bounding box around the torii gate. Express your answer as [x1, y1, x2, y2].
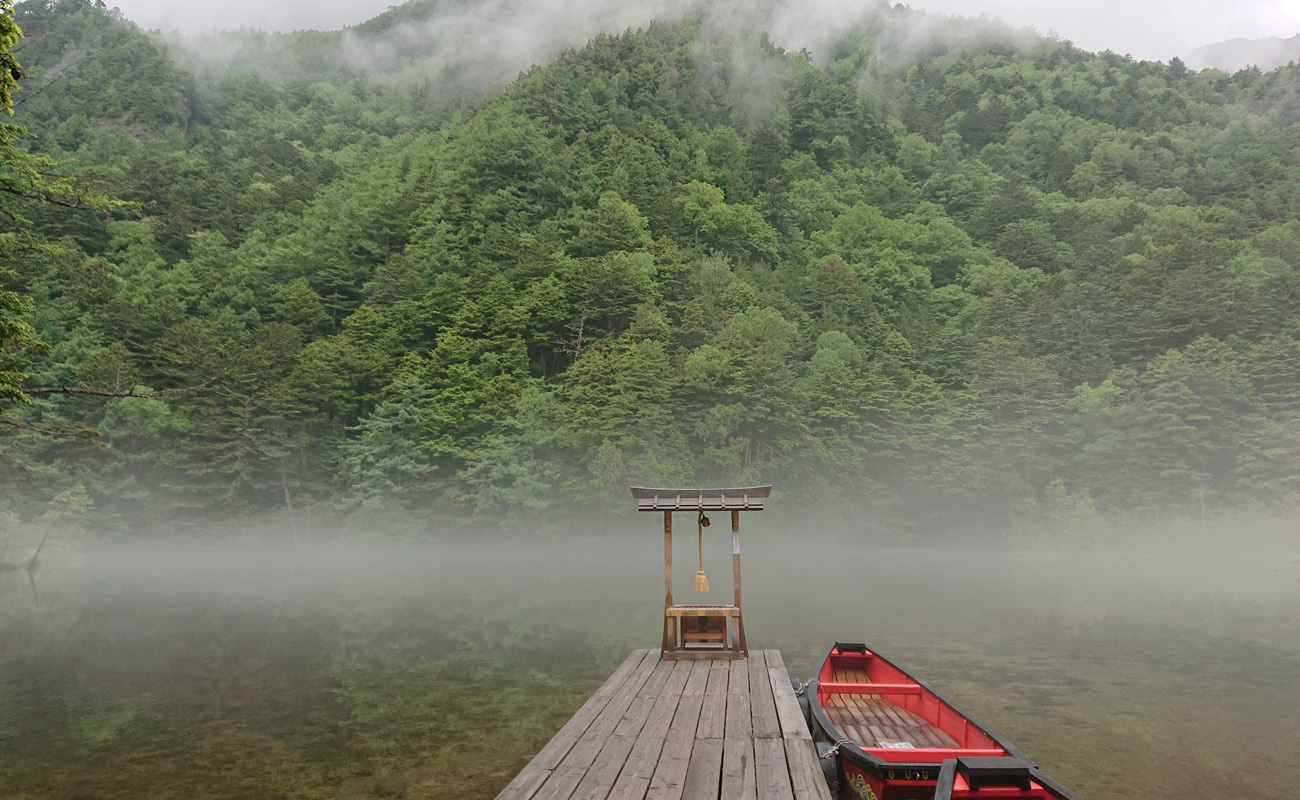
[630, 486, 772, 660]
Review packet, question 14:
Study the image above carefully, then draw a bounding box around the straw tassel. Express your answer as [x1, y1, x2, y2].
[693, 510, 709, 592]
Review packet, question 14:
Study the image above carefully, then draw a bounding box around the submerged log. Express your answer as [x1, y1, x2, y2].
[26, 530, 49, 574]
[0, 531, 49, 573]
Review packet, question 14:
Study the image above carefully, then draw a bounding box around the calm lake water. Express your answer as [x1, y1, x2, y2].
[2, 527, 1298, 799]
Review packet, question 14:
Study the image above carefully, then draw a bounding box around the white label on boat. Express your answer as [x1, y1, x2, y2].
[732, 531, 740, 555]
[876, 741, 915, 749]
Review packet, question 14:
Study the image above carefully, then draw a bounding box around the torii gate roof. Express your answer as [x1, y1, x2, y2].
[629, 486, 772, 512]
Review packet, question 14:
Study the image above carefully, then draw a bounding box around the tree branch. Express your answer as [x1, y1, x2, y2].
[0, 184, 96, 209]
[0, 415, 101, 441]
[24, 382, 210, 398]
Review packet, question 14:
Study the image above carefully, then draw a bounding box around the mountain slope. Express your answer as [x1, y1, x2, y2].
[2, 0, 1300, 537]
[1187, 34, 1300, 72]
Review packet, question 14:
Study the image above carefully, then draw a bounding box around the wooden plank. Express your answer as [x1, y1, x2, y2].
[644, 663, 709, 800]
[912, 727, 943, 749]
[696, 660, 730, 740]
[614, 660, 677, 740]
[706, 660, 731, 696]
[529, 649, 655, 770]
[754, 736, 795, 800]
[609, 661, 694, 800]
[726, 658, 751, 700]
[829, 692, 967, 752]
[764, 651, 810, 741]
[570, 657, 677, 800]
[682, 659, 711, 697]
[680, 738, 724, 800]
[874, 702, 906, 729]
[721, 657, 756, 800]
[662, 650, 746, 660]
[681, 659, 730, 800]
[785, 739, 833, 800]
[630, 485, 772, 511]
[749, 651, 781, 739]
[933, 727, 961, 748]
[852, 723, 876, 748]
[501, 650, 832, 800]
[497, 649, 655, 800]
[533, 651, 661, 800]
[496, 764, 552, 800]
[664, 606, 741, 617]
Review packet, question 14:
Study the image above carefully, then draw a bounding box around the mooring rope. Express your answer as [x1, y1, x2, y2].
[820, 739, 855, 760]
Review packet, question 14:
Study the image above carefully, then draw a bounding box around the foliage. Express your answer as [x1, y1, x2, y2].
[3, 0, 1300, 538]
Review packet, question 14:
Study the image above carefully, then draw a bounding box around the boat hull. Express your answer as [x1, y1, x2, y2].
[840, 759, 935, 800]
[807, 642, 1082, 800]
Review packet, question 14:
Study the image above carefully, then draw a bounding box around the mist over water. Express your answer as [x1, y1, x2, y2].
[2, 527, 1298, 799]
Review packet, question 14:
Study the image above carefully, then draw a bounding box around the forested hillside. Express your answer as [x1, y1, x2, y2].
[1188, 34, 1300, 73]
[2, 0, 1299, 538]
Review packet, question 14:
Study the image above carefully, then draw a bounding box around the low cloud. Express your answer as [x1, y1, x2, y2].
[111, 0, 1300, 62]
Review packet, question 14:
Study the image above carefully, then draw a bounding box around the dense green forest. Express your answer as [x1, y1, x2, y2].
[2, 0, 1299, 538]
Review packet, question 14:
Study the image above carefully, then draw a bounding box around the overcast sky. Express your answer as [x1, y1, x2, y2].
[107, 0, 1300, 62]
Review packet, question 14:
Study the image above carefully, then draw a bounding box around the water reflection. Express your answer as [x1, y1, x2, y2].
[0, 534, 1297, 799]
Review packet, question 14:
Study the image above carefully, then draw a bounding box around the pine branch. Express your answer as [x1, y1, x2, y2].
[0, 415, 100, 441]
[24, 382, 210, 398]
[0, 184, 92, 208]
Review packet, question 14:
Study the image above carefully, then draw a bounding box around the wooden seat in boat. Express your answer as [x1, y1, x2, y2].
[824, 661, 959, 749]
[825, 695, 961, 749]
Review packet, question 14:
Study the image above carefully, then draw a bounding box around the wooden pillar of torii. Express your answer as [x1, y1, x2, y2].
[629, 486, 772, 660]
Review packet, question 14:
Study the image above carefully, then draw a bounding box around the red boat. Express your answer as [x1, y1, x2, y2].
[806, 642, 1082, 800]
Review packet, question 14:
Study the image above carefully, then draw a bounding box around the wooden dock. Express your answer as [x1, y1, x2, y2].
[495, 649, 832, 800]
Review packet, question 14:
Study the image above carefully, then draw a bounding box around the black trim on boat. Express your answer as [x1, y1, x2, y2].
[934, 760, 958, 800]
[958, 756, 1032, 790]
[1029, 767, 1085, 800]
